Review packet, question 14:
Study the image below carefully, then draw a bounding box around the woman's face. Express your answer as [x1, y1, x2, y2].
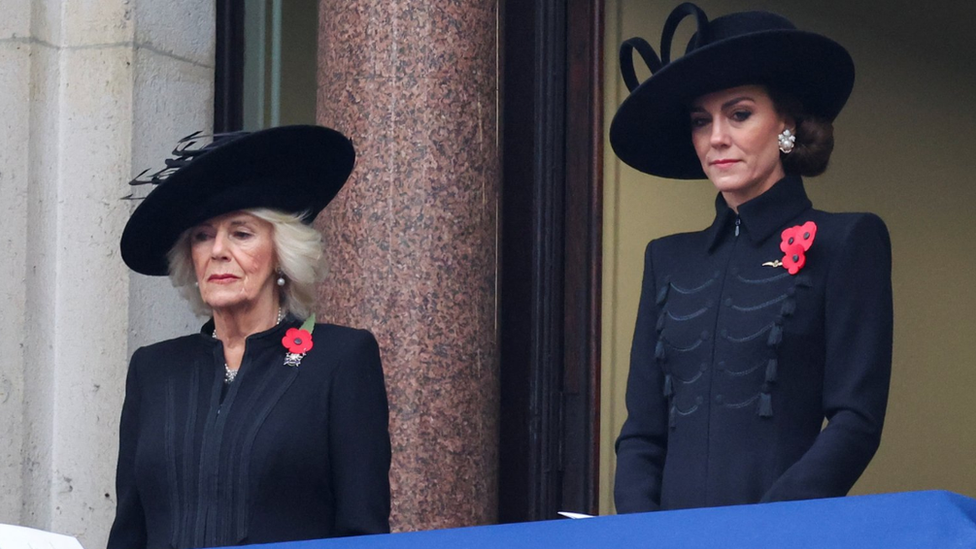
[189, 211, 277, 315]
[690, 85, 791, 210]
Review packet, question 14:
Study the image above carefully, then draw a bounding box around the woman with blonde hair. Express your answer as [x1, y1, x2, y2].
[109, 126, 391, 549]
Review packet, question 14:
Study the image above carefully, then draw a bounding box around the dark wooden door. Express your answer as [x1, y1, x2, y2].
[499, 0, 604, 522]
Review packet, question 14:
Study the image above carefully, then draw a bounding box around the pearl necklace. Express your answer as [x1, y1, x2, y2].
[214, 307, 285, 384]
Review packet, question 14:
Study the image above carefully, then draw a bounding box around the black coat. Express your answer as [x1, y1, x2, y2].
[614, 176, 893, 512]
[107, 319, 391, 549]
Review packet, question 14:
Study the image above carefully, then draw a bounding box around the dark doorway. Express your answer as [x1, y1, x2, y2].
[214, 0, 244, 133]
[498, 0, 604, 522]
[214, 0, 319, 133]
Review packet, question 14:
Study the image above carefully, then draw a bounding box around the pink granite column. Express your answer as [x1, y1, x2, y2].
[315, 1, 499, 531]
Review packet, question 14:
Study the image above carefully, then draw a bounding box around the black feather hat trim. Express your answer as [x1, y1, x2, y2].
[120, 125, 355, 276]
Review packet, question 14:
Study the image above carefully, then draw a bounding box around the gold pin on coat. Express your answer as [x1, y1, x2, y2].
[762, 260, 783, 268]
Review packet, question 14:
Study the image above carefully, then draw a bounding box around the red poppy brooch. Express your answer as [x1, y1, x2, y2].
[776, 221, 817, 275]
[282, 314, 315, 367]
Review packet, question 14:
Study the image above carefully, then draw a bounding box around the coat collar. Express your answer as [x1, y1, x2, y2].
[705, 175, 813, 251]
[199, 314, 301, 348]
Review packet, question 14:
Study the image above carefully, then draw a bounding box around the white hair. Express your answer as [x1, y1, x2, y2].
[166, 208, 327, 319]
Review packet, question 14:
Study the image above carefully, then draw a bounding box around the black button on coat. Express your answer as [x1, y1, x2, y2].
[107, 320, 392, 549]
[614, 176, 893, 512]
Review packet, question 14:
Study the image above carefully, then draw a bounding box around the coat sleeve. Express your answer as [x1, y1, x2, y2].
[107, 348, 148, 549]
[762, 214, 893, 502]
[614, 241, 670, 512]
[328, 330, 392, 536]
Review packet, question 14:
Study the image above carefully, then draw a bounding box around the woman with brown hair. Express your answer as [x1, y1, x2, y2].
[611, 3, 893, 512]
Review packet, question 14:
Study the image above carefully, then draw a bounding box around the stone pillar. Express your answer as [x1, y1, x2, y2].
[0, 0, 32, 526]
[0, 1, 209, 546]
[316, 1, 500, 531]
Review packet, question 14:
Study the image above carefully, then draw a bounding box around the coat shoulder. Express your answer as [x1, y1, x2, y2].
[653, 228, 710, 247]
[647, 228, 710, 259]
[808, 209, 887, 231]
[130, 333, 207, 363]
[137, 333, 205, 353]
[807, 210, 890, 248]
[310, 323, 381, 361]
[126, 333, 211, 386]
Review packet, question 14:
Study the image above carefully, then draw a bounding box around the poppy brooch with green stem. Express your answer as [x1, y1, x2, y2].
[282, 314, 315, 367]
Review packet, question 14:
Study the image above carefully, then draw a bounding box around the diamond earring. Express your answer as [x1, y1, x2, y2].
[778, 129, 796, 154]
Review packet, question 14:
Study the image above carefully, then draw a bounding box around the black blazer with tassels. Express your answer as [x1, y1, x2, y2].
[614, 175, 893, 512]
[107, 320, 391, 549]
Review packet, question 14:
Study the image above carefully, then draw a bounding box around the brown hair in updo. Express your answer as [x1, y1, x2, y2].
[768, 87, 835, 177]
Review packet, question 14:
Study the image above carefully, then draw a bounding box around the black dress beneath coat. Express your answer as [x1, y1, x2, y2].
[614, 175, 893, 512]
[107, 319, 391, 549]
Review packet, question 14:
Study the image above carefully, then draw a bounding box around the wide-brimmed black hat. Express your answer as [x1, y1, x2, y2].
[121, 125, 354, 276]
[610, 2, 854, 179]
